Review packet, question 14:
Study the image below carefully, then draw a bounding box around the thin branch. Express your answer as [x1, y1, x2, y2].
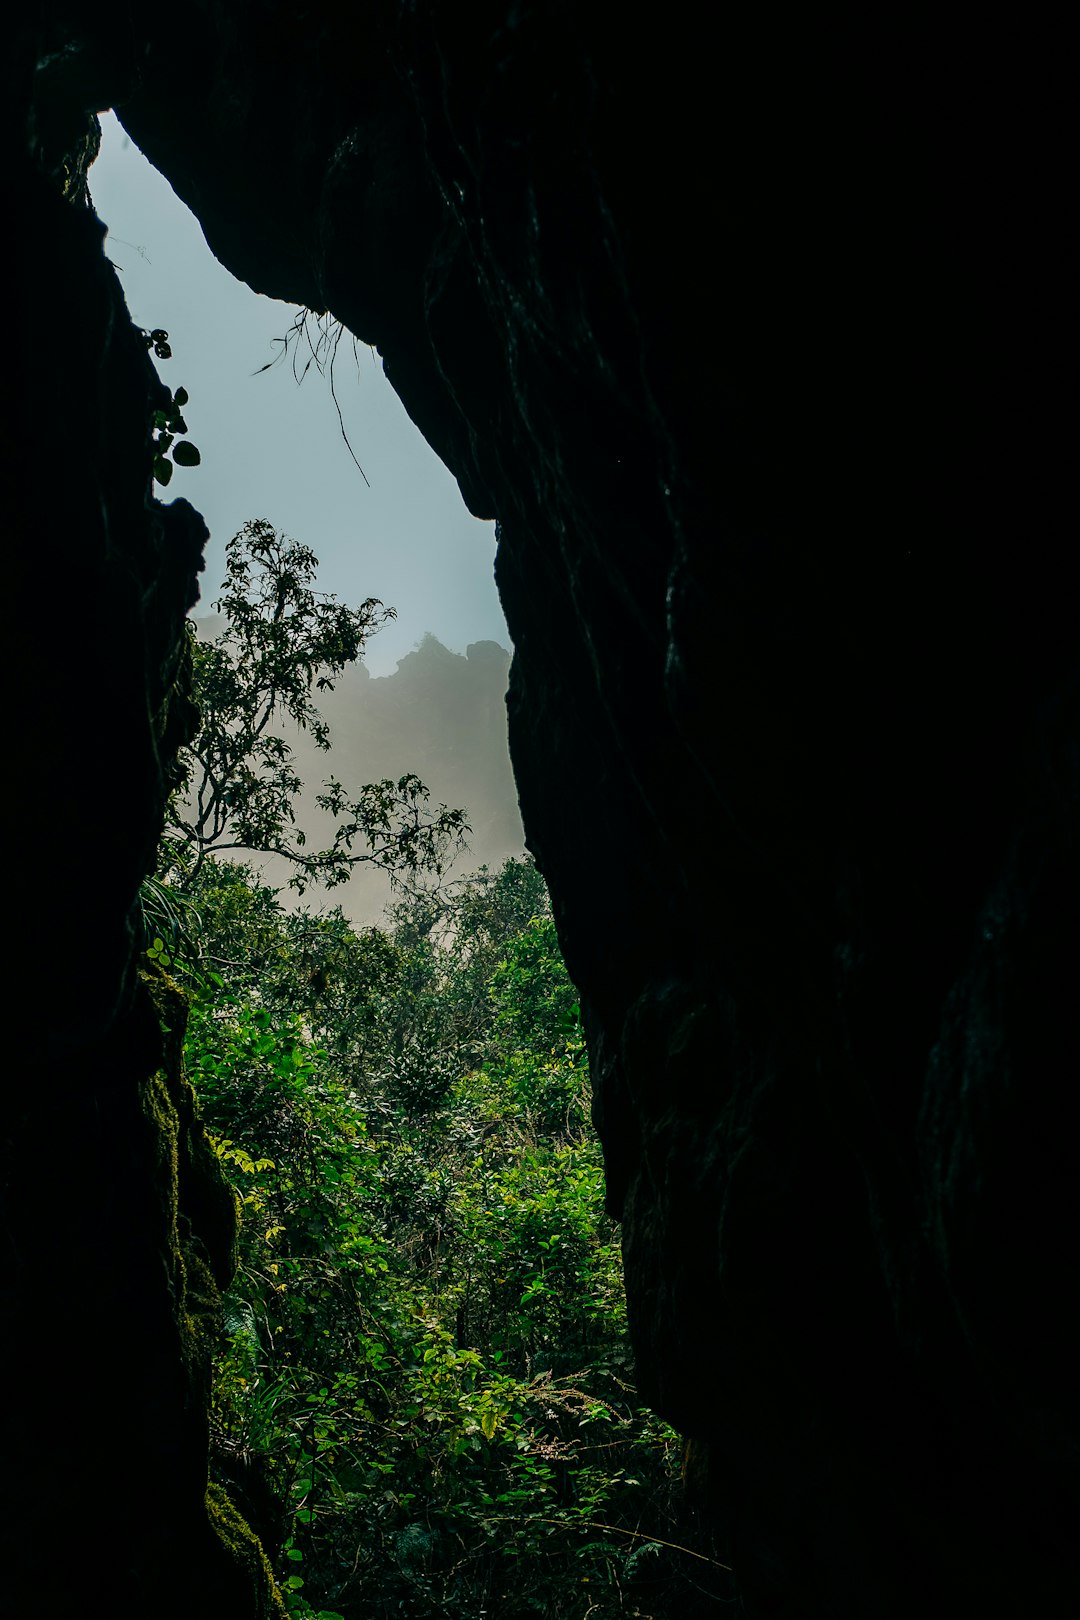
[497, 1516, 732, 1571]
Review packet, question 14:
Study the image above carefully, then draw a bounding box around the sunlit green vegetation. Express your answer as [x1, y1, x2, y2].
[143, 526, 727, 1616]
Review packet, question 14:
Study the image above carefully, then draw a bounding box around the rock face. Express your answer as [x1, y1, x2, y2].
[2, 22, 285, 1619]
[4, 5, 1075, 1616]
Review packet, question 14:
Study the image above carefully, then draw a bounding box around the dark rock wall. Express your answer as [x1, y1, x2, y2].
[3, 5, 1075, 1616]
[1, 17, 284, 1618]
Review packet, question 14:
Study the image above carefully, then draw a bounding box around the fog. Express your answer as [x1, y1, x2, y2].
[190, 621, 525, 924]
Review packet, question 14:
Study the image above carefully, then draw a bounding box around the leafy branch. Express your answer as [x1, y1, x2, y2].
[141, 326, 202, 484]
[162, 518, 468, 895]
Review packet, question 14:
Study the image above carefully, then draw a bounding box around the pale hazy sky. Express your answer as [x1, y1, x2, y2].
[90, 112, 509, 676]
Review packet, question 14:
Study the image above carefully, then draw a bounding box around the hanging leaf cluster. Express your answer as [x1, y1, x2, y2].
[141, 326, 202, 484]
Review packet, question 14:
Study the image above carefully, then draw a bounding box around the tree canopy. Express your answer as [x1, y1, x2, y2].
[159, 856, 729, 1618]
[139, 518, 726, 1614]
[161, 519, 468, 895]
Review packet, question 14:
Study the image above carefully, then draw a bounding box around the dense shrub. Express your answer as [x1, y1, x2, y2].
[168, 859, 730, 1617]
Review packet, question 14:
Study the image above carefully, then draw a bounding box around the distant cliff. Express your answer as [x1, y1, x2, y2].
[190, 623, 525, 919]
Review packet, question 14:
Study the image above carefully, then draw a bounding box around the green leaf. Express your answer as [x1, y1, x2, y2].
[173, 440, 202, 466]
[173, 386, 189, 407]
[153, 456, 173, 485]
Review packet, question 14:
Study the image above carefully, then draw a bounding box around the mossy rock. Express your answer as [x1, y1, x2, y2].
[206, 1481, 289, 1618]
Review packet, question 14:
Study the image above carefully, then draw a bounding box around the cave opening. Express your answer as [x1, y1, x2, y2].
[91, 108, 528, 930]
[89, 112, 507, 674]
[74, 110, 733, 1620]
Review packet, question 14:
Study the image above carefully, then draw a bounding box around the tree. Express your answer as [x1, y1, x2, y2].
[178, 857, 728, 1619]
[161, 519, 468, 894]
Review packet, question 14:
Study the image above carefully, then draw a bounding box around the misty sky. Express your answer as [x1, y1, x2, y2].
[90, 112, 509, 677]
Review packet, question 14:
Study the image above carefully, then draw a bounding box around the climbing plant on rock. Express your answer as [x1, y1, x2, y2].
[141, 326, 202, 484]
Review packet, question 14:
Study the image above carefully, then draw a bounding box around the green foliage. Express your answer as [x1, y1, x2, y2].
[175, 857, 730, 1617]
[160, 519, 468, 895]
[139, 873, 203, 966]
[141, 327, 202, 483]
[141, 496, 723, 1615]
